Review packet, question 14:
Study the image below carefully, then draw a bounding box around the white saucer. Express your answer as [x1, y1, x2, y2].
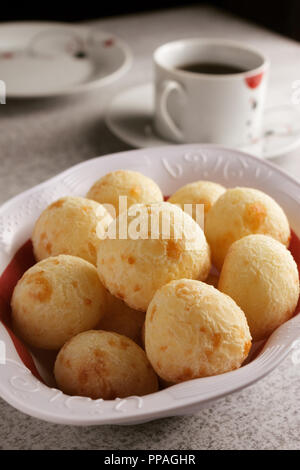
[0, 22, 132, 98]
[105, 83, 300, 159]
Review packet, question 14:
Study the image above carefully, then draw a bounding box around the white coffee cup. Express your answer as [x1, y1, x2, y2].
[154, 38, 269, 147]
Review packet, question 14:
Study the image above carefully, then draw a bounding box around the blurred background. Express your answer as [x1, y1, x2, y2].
[1, 1, 300, 41]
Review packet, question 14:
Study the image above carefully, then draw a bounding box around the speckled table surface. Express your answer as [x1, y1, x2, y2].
[0, 5, 300, 450]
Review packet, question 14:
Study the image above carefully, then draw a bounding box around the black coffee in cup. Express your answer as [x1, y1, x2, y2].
[177, 62, 247, 74]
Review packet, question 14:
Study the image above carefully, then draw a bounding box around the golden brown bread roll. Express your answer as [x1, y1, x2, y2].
[145, 279, 251, 383]
[97, 202, 211, 311]
[86, 170, 163, 217]
[12, 255, 107, 349]
[205, 187, 290, 271]
[32, 196, 112, 266]
[218, 234, 299, 341]
[54, 330, 158, 399]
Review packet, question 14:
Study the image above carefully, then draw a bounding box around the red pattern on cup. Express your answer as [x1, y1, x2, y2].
[245, 72, 264, 89]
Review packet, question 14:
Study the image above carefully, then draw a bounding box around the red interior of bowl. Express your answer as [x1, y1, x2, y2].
[0, 240, 44, 381]
[1, 232, 300, 383]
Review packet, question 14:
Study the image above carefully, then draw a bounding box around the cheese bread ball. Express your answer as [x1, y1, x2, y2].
[54, 330, 158, 399]
[218, 234, 299, 341]
[98, 293, 145, 345]
[97, 202, 211, 311]
[168, 181, 225, 224]
[205, 187, 290, 271]
[86, 170, 163, 217]
[32, 196, 112, 266]
[11, 255, 107, 350]
[145, 279, 251, 383]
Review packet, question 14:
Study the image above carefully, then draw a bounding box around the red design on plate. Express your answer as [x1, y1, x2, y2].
[2, 52, 13, 59]
[0, 229, 299, 382]
[245, 72, 264, 89]
[103, 38, 114, 47]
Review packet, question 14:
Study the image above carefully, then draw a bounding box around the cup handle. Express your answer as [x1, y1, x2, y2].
[158, 80, 185, 142]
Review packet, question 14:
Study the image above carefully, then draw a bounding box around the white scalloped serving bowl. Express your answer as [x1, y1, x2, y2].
[1, 144, 300, 426]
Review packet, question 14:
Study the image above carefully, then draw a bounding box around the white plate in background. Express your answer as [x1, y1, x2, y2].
[0, 22, 132, 98]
